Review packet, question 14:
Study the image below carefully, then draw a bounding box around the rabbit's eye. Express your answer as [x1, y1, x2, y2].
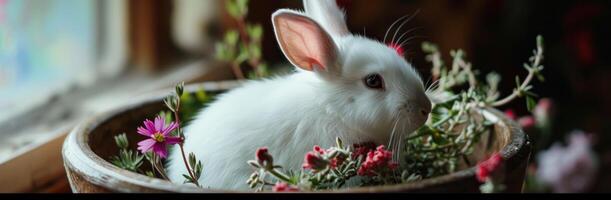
[364, 74, 385, 90]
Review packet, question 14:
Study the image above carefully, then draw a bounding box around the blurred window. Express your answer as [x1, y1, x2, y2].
[0, 0, 126, 123]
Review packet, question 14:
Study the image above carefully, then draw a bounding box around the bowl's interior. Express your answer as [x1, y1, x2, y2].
[84, 84, 516, 192]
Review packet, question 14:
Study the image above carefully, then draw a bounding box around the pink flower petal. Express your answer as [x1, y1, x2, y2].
[165, 136, 182, 145]
[153, 143, 168, 158]
[137, 139, 156, 153]
[154, 116, 165, 132]
[144, 119, 156, 133]
[162, 122, 178, 136]
[137, 126, 152, 136]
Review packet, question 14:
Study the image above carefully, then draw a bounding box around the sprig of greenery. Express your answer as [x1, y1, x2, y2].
[183, 152, 204, 185]
[164, 82, 202, 187]
[490, 36, 545, 110]
[216, 0, 269, 79]
[110, 133, 145, 172]
[403, 35, 545, 181]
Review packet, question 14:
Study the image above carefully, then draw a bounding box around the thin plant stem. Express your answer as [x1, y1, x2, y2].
[267, 168, 292, 183]
[153, 155, 170, 180]
[236, 15, 263, 77]
[491, 40, 543, 107]
[231, 62, 245, 80]
[174, 96, 200, 186]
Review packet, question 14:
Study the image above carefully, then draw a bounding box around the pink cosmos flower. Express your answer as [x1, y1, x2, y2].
[136, 116, 181, 158]
[476, 153, 504, 183]
[536, 130, 598, 193]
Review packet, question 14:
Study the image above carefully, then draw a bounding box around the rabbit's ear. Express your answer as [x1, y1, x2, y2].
[272, 10, 338, 72]
[304, 0, 349, 39]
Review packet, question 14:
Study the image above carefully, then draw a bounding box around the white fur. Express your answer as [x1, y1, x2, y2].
[166, 0, 431, 190]
[304, 0, 349, 40]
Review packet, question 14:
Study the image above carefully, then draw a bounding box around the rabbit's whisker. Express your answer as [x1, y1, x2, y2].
[395, 26, 422, 49]
[388, 112, 404, 163]
[391, 10, 420, 45]
[384, 14, 410, 44]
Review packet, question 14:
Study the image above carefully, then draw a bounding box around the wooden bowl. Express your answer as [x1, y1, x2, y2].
[62, 81, 531, 193]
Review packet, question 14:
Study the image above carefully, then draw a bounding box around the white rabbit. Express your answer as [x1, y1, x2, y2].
[166, 0, 431, 190]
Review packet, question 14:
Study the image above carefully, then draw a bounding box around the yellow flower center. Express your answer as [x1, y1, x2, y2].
[152, 132, 165, 142]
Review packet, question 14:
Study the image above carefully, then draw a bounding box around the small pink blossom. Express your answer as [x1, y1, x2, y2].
[255, 147, 274, 169]
[272, 182, 299, 192]
[352, 142, 377, 159]
[357, 145, 398, 176]
[536, 130, 598, 193]
[534, 98, 554, 128]
[136, 116, 181, 158]
[302, 146, 329, 171]
[518, 116, 536, 129]
[504, 109, 517, 120]
[476, 153, 504, 183]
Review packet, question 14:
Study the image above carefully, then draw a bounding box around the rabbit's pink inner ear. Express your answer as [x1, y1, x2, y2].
[274, 12, 336, 71]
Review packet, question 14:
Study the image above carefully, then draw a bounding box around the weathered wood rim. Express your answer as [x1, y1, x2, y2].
[62, 81, 530, 193]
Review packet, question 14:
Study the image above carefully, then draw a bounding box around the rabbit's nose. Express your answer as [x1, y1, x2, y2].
[420, 109, 429, 117]
[419, 98, 432, 117]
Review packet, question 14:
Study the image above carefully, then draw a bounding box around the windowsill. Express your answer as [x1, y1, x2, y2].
[0, 59, 231, 192]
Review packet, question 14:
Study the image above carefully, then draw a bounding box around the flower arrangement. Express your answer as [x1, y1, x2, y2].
[108, 34, 545, 193]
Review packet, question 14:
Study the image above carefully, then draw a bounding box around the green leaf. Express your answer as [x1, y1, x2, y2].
[236, 44, 249, 64]
[236, 0, 249, 16]
[215, 43, 228, 61]
[248, 24, 263, 41]
[195, 162, 203, 179]
[114, 133, 129, 150]
[182, 174, 193, 183]
[189, 152, 197, 168]
[526, 96, 536, 112]
[175, 81, 185, 96]
[536, 72, 545, 82]
[515, 76, 521, 88]
[195, 87, 209, 103]
[225, 0, 240, 18]
[522, 90, 538, 98]
[249, 44, 261, 60]
[224, 30, 239, 46]
[431, 131, 449, 145]
[421, 42, 438, 53]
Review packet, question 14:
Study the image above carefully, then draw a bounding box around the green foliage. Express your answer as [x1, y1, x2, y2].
[110, 133, 144, 173]
[402, 35, 545, 180]
[183, 152, 204, 186]
[216, 0, 269, 79]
